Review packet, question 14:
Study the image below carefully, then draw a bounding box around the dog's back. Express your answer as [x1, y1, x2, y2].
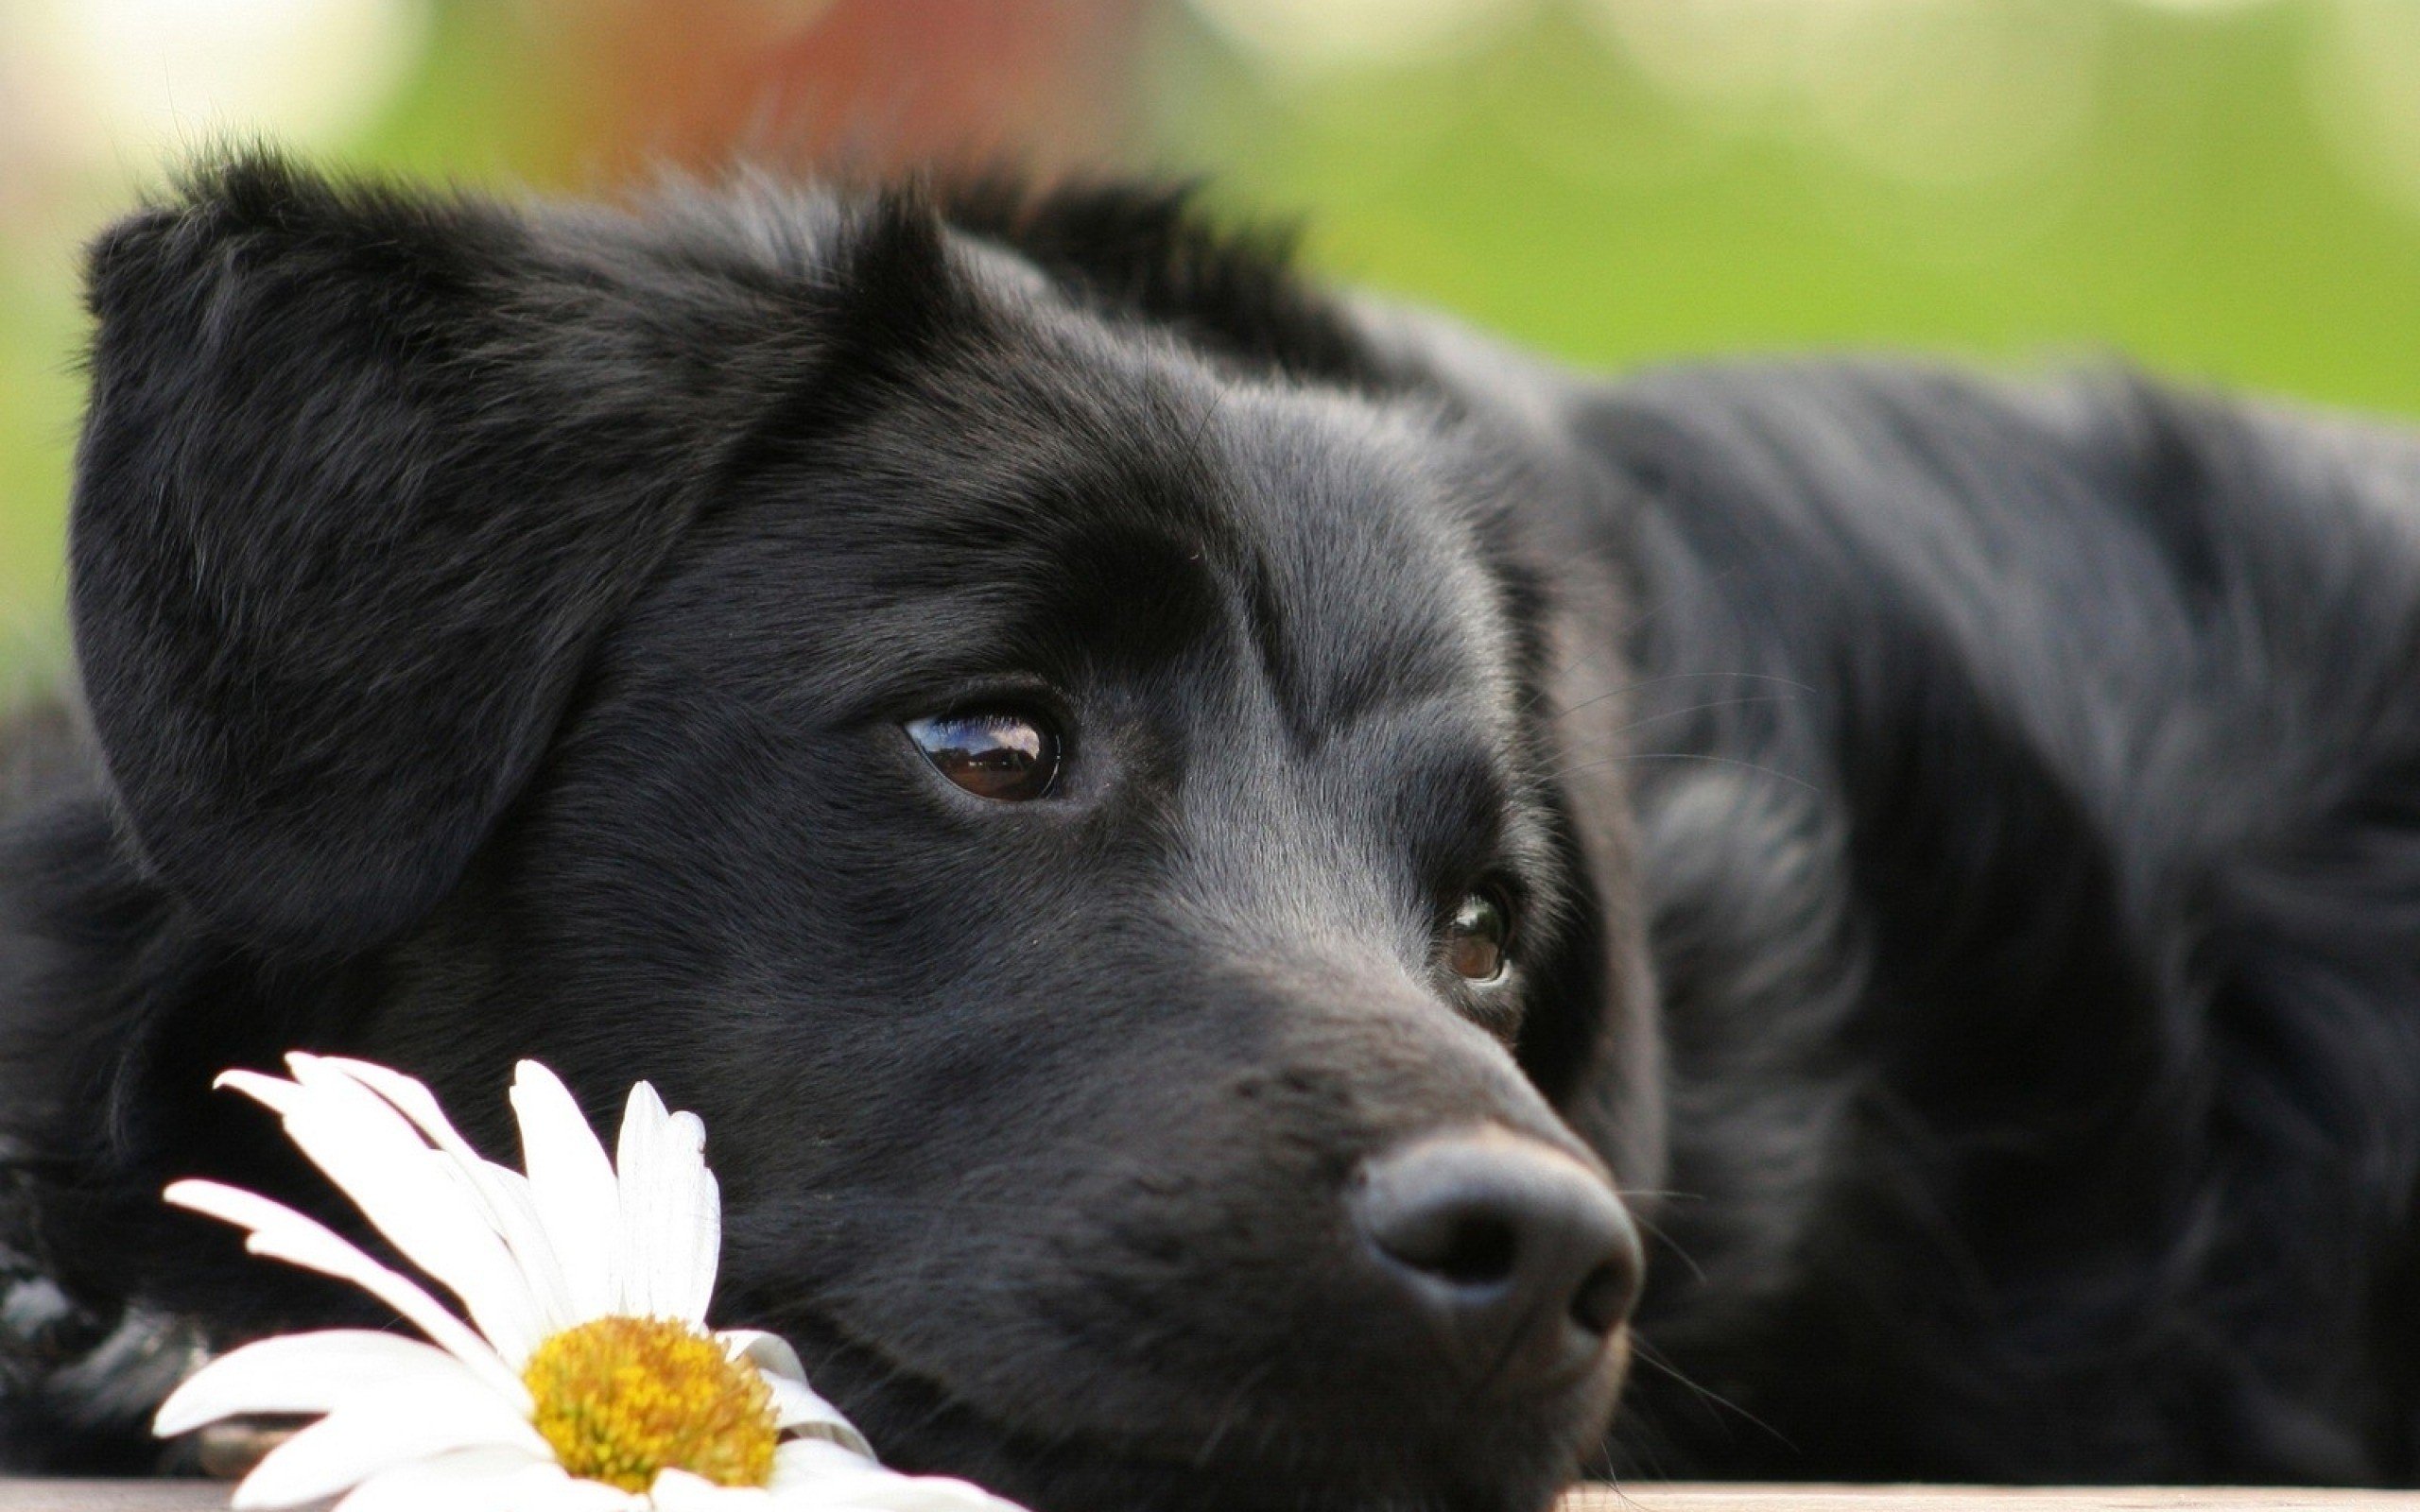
[1580, 363, 2420, 1482]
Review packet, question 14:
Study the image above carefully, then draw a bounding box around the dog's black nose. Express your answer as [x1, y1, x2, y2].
[1350, 1128, 1643, 1390]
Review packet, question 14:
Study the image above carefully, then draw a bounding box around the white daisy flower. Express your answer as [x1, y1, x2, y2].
[153, 1053, 1023, 1512]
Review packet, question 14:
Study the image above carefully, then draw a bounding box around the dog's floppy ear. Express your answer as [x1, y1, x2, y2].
[69, 153, 804, 954]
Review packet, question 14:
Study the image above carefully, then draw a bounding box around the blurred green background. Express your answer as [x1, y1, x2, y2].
[4, 0, 2418, 665]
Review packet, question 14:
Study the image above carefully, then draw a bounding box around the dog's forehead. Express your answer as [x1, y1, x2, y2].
[1198, 383, 1521, 732]
[888, 328, 1520, 734]
[953, 227, 1515, 696]
[648, 232, 1528, 748]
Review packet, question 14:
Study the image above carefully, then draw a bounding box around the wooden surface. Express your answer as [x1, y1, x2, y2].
[6, 1486, 2419, 1510]
[0, 1488, 216, 1511]
[1569, 1491, 2420, 1510]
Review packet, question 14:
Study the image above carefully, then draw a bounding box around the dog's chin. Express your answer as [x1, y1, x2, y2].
[780, 1316, 1629, 1512]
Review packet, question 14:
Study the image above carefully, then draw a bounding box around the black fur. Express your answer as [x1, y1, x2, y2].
[6, 150, 2420, 1504]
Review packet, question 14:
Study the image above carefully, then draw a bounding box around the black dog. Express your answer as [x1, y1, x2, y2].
[6, 151, 2420, 1506]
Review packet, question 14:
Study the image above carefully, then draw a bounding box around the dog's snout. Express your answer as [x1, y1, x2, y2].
[1350, 1128, 1643, 1390]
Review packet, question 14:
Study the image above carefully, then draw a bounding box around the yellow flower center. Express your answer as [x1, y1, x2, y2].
[521, 1316, 778, 1492]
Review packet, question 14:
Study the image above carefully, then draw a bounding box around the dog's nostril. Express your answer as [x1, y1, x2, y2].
[1571, 1257, 1634, 1337]
[1390, 1211, 1521, 1288]
[1350, 1128, 1642, 1391]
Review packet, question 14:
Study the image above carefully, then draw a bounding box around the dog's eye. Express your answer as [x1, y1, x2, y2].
[1443, 891, 1512, 983]
[905, 710, 1062, 802]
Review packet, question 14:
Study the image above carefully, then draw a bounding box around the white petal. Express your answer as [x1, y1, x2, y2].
[616, 1085, 719, 1324]
[330, 1446, 562, 1512]
[767, 1379, 874, 1453]
[765, 1442, 1023, 1512]
[156, 1330, 475, 1436]
[457, 1162, 579, 1349]
[216, 1070, 303, 1115]
[613, 1082, 668, 1319]
[715, 1332, 873, 1459]
[683, 1161, 723, 1324]
[718, 1332, 807, 1384]
[318, 1057, 579, 1342]
[511, 1060, 622, 1321]
[768, 1440, 877, 1485]
[648, 1469, 770, 1512]
[817, 1476, 1025, 1512]
[314, 1057, 505, 1182]
[164, 1180, 527, 1407]
[342, 1454, 645, 1512]
[523, 1468, 654, 1512]
[232, 1379, 549, 1509]
[227, 1057, 545, 1363]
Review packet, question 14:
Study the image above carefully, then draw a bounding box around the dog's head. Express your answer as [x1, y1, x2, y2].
[62, 156, 1663, 1511]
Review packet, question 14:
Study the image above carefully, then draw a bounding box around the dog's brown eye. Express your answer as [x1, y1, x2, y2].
[906, 710, 1061, 802]
[1444, 892, 1512, 983]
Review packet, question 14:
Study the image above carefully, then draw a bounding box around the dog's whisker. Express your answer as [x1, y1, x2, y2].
[1535, 696, 1794, 786]
[1624, 1207, 1710, 1289]
[1512, 636, 1624, 719]
[1532, 668, 1817, 730]
[1543, 748, 1824, 795]
[1604, 694, 1790, 739]
[1189, 1357, 1275, 1469]
[1627, 1337, 1798, 1453]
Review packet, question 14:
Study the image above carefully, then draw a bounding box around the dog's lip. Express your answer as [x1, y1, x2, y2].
[765, 1299, 1633, 1501]
[765, 1302, 1236, 1465]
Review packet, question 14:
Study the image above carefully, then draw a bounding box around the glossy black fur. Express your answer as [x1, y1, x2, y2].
[6, 152, 2420, 1503]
